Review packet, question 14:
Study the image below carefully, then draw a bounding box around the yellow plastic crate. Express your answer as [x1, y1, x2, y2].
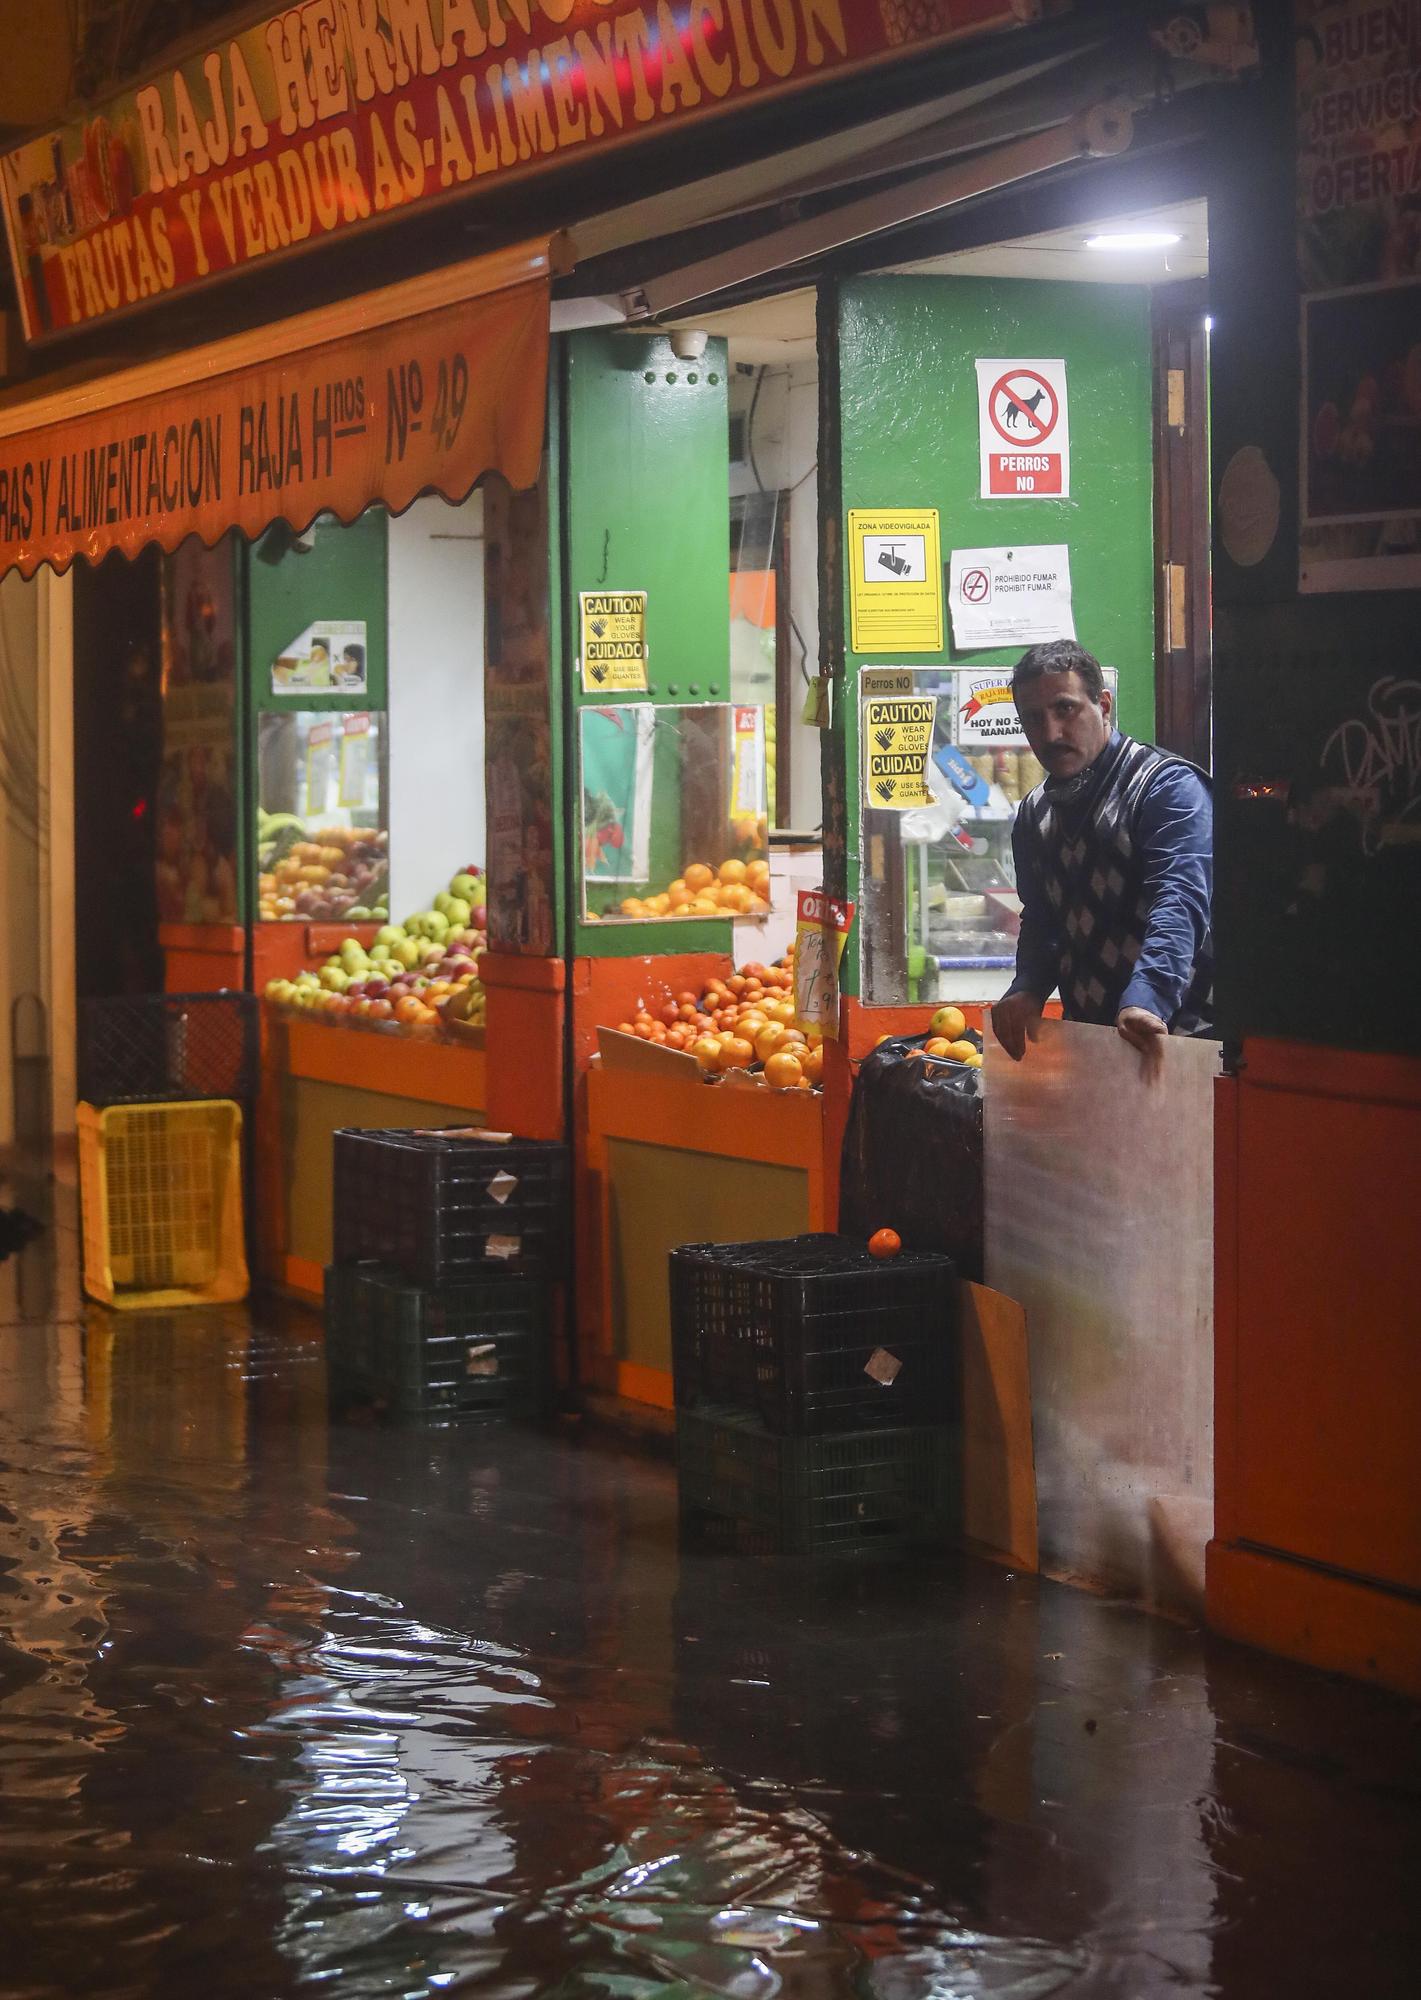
[78, 1099, 249, 1309]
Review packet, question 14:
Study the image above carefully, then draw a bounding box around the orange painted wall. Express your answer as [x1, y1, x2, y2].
[1209, 1038, 1421, 1696]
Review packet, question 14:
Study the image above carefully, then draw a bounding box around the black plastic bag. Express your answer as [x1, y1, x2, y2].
[838, 1035, 984, 1282]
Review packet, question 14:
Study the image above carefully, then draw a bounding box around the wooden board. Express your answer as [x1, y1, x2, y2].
[595, 1026, 702, 1081]
[960, 1280, 1038, 1572]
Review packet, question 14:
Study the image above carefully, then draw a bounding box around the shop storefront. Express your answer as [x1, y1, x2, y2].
[6, 1, 1415, 1690]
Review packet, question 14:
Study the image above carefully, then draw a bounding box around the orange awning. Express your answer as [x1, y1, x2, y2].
[0, 235, 559, 579]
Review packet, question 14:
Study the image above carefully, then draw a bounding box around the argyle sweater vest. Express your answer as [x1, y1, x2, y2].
[1016, 733, 1214, 1029]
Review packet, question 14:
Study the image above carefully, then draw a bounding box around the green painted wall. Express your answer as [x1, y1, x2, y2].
[836, 276, 1156, 992]
[248, 510, 389, 715]
[562, 329, 734, 959]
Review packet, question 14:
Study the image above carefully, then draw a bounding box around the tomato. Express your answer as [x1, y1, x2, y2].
[868, 1227, 902, 1260]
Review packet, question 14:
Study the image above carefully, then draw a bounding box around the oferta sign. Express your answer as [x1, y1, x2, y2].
[2, 0, 1032, 344]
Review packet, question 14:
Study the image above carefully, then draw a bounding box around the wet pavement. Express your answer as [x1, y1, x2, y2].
[2, 1173, 1420, 1999]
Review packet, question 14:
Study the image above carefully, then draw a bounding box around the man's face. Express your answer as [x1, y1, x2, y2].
[1014, 670, 1113, 780]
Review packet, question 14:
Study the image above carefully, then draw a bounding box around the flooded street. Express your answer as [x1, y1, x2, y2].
[2, 1185, 1419, 2000]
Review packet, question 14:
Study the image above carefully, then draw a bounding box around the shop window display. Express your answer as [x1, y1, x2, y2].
[256, 709, 389, 924]
[579, 702, 771, 923]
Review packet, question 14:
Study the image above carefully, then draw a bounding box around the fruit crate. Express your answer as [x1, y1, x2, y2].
[670, 1234, 957, 1435]
[676, 1404, 959, 1558]
[332, 1128, 569, 1284]
[78, 1098, 249, 1310]
[78, 992, 260, 1107]
[324, 1263, 549, 1424]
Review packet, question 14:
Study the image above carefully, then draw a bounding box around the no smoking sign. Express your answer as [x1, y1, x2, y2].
[961, 567, 990, 603]
[975, 357, 1070, 499]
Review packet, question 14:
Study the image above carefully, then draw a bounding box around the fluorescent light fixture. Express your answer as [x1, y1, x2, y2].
[1085, 229, 1182, 251]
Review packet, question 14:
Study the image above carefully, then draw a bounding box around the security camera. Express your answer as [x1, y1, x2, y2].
[668, 328, 709, 361]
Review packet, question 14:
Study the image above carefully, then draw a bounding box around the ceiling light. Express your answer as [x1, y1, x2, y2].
[1085, 230, 1182, 251]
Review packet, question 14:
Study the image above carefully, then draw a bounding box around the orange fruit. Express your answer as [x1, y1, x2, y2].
[616, 1021, 635, 1035]
[746, 858, 770, 889]
[691, 896, 720, 915]
[945, 1039, 977, 1062]
[718, 858, 748, 885]
[768, 1000, 796, 1026]
[754, 1022, 789, 1064]
[964, 1050, 983, 1069]
[800, 1044, 824, 1085]
[720, 1036, 755, 1069]
[684, 862, 714, 892]
[763, 1049, 804, 1089]
[690, 1034, 723, 1073]
[924, 1037, 952, 1058]
[930, 1005, 967, 1039]
[868, 1227, 902, 1259]
[620, 898, 646, 917]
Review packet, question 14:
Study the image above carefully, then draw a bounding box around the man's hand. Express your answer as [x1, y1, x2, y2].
[991, 990, 1045, 1062]
[1116, 1004, 1168, 1067]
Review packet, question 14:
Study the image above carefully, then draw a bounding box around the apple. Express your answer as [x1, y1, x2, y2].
[445, 896, 471, 926]
[394, 939, 420, 969]
[319, 967, 349, 992]
[374, 925, 404, 948]
[450, 873, 478, 901]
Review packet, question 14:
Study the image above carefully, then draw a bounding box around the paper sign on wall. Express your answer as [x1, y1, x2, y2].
[579, 591, 648, 692]
[862, 694, 936, 810]
[947, 544, 1076, 648]
[848, 508, 944, 651]
[976, 360, 1070, 498]
[794, 890, 855, 1038]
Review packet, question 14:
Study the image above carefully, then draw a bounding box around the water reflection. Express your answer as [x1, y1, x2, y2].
[1, 1202, 1419, 1997]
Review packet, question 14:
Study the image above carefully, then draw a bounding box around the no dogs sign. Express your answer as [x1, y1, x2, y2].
[976, 359, 1070, 499]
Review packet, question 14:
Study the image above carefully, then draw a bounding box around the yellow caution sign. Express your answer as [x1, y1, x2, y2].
[862, 696, 936, 810]
[580, 591, 648, 692]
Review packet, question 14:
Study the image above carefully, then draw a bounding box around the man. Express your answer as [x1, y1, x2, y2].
[991, 639, 1213, 1062]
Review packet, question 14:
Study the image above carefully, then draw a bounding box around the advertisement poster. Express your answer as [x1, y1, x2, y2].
[271, 619, 366, 693]
[947, 544, 1076, 648]
[579, 590, 648, 693]
[955, 672, 1029, 749]
[848, 508, 944, 652]
[580, 704, 655, 886]
[156, 535, 238, 925]
[975, 359, 1070, 498]
[861, 693, 937, 809]
[1297, 0, 1421, 591]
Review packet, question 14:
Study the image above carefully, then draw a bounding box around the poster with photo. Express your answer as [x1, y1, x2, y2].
[1296, 0, 1421, 591]
[270, 620, 367, 694]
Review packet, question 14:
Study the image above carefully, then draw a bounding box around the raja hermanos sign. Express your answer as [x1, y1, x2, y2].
[1, 0, 1033, 343]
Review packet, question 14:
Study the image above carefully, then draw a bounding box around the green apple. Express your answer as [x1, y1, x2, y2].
[320, 966, 350, 992]
[374, 925, 404, 948]
[450, 873, 477, 901]
[369, 944, 392, 965]
[446, 896, 471, 926]
[395, 938, 421, 969]
[434, 891, 453, 916]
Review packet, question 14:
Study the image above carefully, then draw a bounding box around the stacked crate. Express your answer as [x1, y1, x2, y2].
[324, 1128, 567, 1425]
[670, 1235, 960, 1558]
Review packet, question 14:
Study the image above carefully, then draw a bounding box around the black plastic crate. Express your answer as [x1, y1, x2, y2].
[676, 1404, 959, 1558]
[670, 1234, 957, 1435]
[79, 992, 259, 1106]
[324, 1263, 548, 1424]
[332, 1128, 568, 1284]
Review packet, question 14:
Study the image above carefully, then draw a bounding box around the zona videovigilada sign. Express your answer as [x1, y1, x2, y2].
[1, 0, 1035, 344]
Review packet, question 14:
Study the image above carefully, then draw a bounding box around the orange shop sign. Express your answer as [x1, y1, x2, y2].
[2, 0, 1036, 343]
[0, 238, 552, 577]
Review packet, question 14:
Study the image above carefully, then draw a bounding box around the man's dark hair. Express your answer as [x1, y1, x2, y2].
[1011, 639, 1106, 701]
